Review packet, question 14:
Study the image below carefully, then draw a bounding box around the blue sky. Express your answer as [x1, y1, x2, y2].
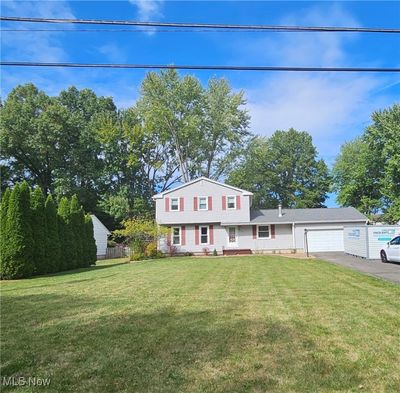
[1, 1, 399, 206]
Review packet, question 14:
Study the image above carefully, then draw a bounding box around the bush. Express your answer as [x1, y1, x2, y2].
[213, 249, 218, 256]
[131, 252, 146, 261]
[145, 242, 158, 258]
[156, 251, 165, 258]
[184, 251, 194, 257]
[202, 247, 210, 256]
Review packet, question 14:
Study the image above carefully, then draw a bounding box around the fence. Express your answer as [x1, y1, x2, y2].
[105, 246, 131, 259]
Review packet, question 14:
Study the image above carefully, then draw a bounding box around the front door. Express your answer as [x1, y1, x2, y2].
[227, 226, 238, 247]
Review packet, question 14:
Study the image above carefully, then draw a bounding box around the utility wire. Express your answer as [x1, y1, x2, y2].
[1, 16, 400, 33]
[1, 62, 399, 72]
[2, 28, 332, 33]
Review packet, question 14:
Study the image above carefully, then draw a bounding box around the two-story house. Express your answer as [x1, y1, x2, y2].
[153, 177, 368, 255]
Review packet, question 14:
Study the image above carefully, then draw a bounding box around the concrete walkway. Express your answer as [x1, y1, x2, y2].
[313, 252, 400, 285]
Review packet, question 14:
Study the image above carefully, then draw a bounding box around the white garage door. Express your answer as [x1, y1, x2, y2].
[307, 229, 344, 252]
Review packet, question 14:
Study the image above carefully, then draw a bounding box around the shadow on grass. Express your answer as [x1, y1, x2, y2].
[1, 292, 367, 393]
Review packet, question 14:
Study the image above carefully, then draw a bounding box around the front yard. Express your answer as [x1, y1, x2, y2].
[1, 256, 399, 392]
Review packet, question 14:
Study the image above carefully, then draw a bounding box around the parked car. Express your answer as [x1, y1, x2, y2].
[380, 236, 400, 262]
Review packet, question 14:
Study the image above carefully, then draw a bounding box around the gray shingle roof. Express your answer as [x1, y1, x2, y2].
[250, 207, 367, 224]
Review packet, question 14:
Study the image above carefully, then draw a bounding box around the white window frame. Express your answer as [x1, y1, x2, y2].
[200, 225, 209, 245]
[172, 226, 181, 245]
[170, 198, 179, 211]
[198, 196, 208, 211]
[257, 224, 271, 239]
[227, 195, 236, 210]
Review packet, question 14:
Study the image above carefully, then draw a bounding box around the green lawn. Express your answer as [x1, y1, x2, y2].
[1, 256, 400, 393]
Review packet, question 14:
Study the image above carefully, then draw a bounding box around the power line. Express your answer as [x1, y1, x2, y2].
[1, 62, 399, 72]
[1, 16, 399, 33]
[1, 28, 307, 33]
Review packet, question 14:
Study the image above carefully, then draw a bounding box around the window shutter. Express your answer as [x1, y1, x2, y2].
[236, 195, 241, 210]
[252, 225, 257, 239]
[181, 226, 186, 245]
[165, 197, 170, 212]
[195, 225, 199, 245]
[209, 225, 214, 245]
[179, 197, 184, 211]
[271, 225, 276, 239]
[193, 197, 198, 211]
[208, 196, 212, 211]
[222, 196, 226, 210]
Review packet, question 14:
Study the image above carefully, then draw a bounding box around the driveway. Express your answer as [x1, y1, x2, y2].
[313, 252, 400, 285]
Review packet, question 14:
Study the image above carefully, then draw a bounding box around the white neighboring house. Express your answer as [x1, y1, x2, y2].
[153, 177, 368, 255]
[90, 215, 111, 259]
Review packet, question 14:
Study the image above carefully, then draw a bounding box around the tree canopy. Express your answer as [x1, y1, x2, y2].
[228, 129, 330, 209]
[333, 104, 400, 223]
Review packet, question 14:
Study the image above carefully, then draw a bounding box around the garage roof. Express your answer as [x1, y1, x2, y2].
[250, 207, 368, 224]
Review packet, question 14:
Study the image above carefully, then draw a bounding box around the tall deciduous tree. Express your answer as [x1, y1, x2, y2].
[0, 84, 117, 213]
[228, 129, 330, 208]
[333, 104, 400, 223]
[45, 194, 61, 273]
[30, 187, 47, 275]
[136, 69, 251, 183]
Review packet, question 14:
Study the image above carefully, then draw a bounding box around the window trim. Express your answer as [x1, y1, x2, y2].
[172, 226, 181, 246]
[200, 225, 209, 245]
[257, 224, 271, 240]
[198, 196, 208, 211]
[170, 197, 179, 211]
[226, 195, 237, 210]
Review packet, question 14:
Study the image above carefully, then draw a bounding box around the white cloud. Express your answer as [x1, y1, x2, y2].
[129, 0, 164, 21]
[237, 4, 397, 159]
[1, 0, 75, 62]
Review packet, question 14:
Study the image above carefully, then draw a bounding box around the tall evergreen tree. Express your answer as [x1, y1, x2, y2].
[1, 182, 34, 278]
[45, 194, 61, 273]
[30, 187, 47, 274]
[85, 214, 97, 265]
[58, 197, 77, 270]
[70, 195, 85, 267]
[0, 188, 11, 274]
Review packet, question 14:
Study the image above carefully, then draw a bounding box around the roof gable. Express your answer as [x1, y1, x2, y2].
[152, 177, 253, 199]
[90, 214, 111, 235]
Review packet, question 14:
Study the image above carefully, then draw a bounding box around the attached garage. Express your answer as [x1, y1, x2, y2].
[305, 228, 344, 252]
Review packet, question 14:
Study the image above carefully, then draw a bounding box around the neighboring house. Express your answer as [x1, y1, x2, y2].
[90, 215, 111, 259]
[153, 177, 368, 255]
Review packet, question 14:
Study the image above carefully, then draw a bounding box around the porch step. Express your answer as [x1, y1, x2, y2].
[223, 249, 252, 256]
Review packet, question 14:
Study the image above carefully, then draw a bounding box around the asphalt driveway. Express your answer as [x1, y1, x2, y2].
[313, 252, 400, 285]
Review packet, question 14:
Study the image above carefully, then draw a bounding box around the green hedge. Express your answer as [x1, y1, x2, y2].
[0, 183, 97, 279]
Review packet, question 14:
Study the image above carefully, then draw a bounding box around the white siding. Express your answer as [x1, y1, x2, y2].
[159, 224, 294, 254]
[91, 215, 110, 258]
[343, 226, 368, 258]
[155, 178, 251, 225]
[344, 225, 400, 259]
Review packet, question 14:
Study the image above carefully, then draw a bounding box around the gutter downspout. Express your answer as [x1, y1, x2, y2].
[292, 223, 296, 251]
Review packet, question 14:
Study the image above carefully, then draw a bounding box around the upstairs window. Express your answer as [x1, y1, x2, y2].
[258, 225, 270, 239]
[227, 196, 236, 209]
[172, 227, 181, 245]
[198, 197, 208, 210]
[170, 198, 179, 211]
